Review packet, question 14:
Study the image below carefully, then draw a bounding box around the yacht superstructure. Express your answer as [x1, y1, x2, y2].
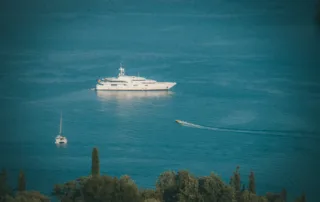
[95, 64, 176, 91]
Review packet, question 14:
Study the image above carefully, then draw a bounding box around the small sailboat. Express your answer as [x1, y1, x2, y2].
[55, 112, 68, 144]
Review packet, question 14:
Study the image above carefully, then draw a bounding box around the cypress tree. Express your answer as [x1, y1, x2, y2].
[231, 166, 241, 202]
[91, 147, 100, 176]
[17, 170, 26, 191]
[248, 171, 256, 194]
[301, 192, 306, 202]
[295, 192, 306, 202]
[281, 188, 287, 201]
[234, 166, 241, 192]
[317, 1, 320, 25]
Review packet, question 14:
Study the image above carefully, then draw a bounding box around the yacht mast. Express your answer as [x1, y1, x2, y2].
[118, 63, 125, 77]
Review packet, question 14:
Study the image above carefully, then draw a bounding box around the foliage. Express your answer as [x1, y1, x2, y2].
[294, 193, 306, 202]
[5, 191, 50, 202]
[91, 147, 100, 177]
[52, 176, 89, 202]
[248, 171, 255, 194]
[280, 188, 287, 201]
[17, 171, 26, 192]
[140, 188, 159, 201]
[198, 172, 235, 202]
[232, 166, 241, 193]
[1, 147, 308, 202]
[265, 192, 286, 202]
[0, 168, 13, 201]
[317, 1, 320, 25]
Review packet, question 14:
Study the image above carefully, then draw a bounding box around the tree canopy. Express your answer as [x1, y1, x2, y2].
[317, 0, 320, 25]
[0, 147, 307, 202]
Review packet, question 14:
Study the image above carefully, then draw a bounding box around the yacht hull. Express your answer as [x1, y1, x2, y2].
[95, 82, 176, 91]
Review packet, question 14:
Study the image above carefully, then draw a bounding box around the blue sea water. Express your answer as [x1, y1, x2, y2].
[1, 0, 320, 201]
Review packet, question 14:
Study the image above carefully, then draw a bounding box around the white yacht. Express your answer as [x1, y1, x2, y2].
[55, 113, 67, 144]
[95, 64, 176, 91]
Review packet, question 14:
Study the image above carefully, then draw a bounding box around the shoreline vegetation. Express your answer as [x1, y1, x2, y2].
[0, 147, 306, 202]
[317, 0, 320, 25]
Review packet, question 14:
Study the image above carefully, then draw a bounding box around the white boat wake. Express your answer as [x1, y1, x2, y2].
[177, 120, 320, 140]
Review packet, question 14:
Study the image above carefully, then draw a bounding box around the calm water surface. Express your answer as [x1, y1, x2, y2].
[0, 0, 320, 201]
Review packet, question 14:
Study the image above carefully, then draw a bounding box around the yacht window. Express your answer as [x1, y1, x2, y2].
[111, 84, 117, 86]
[107, 80, 126, 83]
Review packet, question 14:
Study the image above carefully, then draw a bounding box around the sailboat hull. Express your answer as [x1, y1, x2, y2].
[55, 140, 67, 144]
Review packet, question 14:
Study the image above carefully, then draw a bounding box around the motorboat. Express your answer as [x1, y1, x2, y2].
[175, 120, 183, 124]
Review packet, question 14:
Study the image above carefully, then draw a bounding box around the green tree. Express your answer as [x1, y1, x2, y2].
[17, 170, 26, 192]
[118, 175, 142, 202]
[198, 172, 235, 202]
[144, 199, 160, 202]
[140, 188, 160, 201]
[248, 171, 256, 194]
[239, 190, 268, 202]
[6, 191, 50, 202]
[265, 192, 285, 202]
[316, 1, 320, 25]
[52, 176, 89, 201]
[232, 166, 241, 192]
[294, 192, 306, 202]
[280, 188, 287, 201]
[156, 171, 178, 202]
[230, 166, 241, 201]
[91, 147, 100, 176]
[175, 170, 200, 202]
[219, 185, 236, 202]
[0, 168, 13, 199]
[82, 175, 118, 202]
[48, 147, 308, 202]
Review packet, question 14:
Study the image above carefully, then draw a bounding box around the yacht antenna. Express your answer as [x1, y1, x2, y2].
[119, 62, 125, 76]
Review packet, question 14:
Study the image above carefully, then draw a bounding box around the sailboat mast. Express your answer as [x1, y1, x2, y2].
[59, 112, 62, 135]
